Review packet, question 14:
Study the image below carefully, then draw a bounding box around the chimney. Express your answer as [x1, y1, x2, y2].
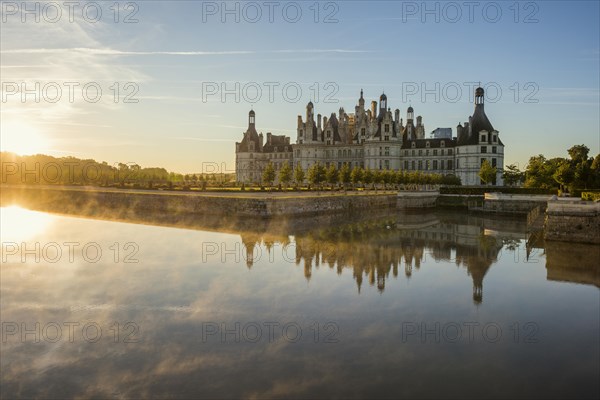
[317, 113, 322, 130]
[395, 109, 400, 122]
[259, 133, 264, 148]
[371, 101, 377, 118]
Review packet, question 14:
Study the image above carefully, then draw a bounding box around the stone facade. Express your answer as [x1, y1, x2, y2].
[236, 87, 505, 185]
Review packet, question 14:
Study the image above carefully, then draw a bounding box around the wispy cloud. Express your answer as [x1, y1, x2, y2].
[1, 48, 370, 56]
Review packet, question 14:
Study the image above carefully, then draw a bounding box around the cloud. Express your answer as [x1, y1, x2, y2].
[1, 48, 370, 56]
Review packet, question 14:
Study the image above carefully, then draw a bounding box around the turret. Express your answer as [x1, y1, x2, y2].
[407, 106, 414, 122]
[306, 101, 314, 122]
[379, 93, 387, 116]
[248, 109, 255, 127]
[358, 89, 365, 108]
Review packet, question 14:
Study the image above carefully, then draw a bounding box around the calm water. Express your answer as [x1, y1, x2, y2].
[1, 205, 599, 399]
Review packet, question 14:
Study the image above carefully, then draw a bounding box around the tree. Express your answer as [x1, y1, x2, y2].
[350, 166, 364, 188]
[293, 164, 305, 187]
[591, 154, 600, 188]
[307, 162, 325, 188]
[278, 161, 292, 188]
[262, 162, 276, 187]
[568, 144, 590, 164]
[553, 161, 574, 192]
[363, 168, 374, 189]
[502, 164, 525, 186]
[524, 155, 557, 188]
[478, 160, 497, 185]
[339, 163, 351, 189]
[325, 164, 338, 189]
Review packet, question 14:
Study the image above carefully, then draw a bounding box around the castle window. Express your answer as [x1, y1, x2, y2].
[379, 147, 382, 156]
[492, 158, 497, 167]
[418, 161, 423, 170]
[385, 136, 389, 141]
[412, 150, 415, 156]
[361, 128, 366, 136]
[493, 135, 497, 142]
[418, 150, 423, 156]
[481, 134, 486, 142]
[384, 160, 390, 169]
[411, 161, 415, 170]
[448, 149, 453, 155]
[481, 146, 487, 153]
[492, 146, 497, 154]
[404, 161, 409, 170]
[433, 160, 438, 170]
[426, 160, 431, 170]
[440, 149, 444, 156]
[300, 130, 303, 136]
[385, 124, 389, 133]
[384, 147, 390, 156]
[433, 149, 438, 156]
[448, 160, 453, 169]
[426, 149, 430, 156]
[440, 160, 445, 170]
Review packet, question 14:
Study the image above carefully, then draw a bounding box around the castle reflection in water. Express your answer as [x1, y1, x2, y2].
[238, 211, 599, 304]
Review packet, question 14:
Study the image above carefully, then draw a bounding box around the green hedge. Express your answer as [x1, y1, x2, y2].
[439, 186, 558, 195]
[581, 191, 600, 201]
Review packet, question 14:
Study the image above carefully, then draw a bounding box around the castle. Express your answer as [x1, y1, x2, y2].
[235, 86, 504, 186]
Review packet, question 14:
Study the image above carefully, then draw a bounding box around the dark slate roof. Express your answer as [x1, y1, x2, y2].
[401, 138, 457, 150]
[263, 134, 291, 153]
[237, 125, 260, 152]
[374, 112, 397, 138]
[457, 104, 504, 146]
[323, 113, 342, 142]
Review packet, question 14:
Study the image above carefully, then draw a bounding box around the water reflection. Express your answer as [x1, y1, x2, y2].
[1, 203, 599, 399]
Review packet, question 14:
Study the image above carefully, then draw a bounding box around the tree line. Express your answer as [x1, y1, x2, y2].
[0, 152, 233, 188]
[501, 145, 600, 193]
[260, 161, 462, 189]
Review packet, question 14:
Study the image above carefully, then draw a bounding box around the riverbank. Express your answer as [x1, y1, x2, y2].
[0, 185, 398, 217]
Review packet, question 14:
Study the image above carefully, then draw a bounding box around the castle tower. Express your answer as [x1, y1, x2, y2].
[249, 109, 255, 128]
[379, 93, 387, 118]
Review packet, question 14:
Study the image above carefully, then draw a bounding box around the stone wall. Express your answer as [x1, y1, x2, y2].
[397, 191, 439, 209]
[0, 186, 397, 217]
[544, 201, 600, 244]
[483, 193, 552, 215]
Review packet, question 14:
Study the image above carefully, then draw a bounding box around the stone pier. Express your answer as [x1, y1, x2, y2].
[396, 191, 439, 209]
[544, 200, 600, 244]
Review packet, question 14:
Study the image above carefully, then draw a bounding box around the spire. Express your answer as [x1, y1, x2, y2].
[248, 109, 255, 126]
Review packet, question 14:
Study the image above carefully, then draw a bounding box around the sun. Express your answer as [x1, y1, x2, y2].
[0, 121, 49, 155]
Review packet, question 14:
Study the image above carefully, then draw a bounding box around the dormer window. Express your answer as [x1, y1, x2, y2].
[493, 135, 497, 142]
[441, 141, 445, 147]
[426, 141, 430, 148]
[481, 134, 486, 142]
[411, 142, 416, 148]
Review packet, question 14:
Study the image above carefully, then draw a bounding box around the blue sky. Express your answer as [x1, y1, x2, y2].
[1, 0, 598, 173]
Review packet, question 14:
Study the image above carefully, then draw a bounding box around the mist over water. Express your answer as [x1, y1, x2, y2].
[1, 204, 599, 399]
